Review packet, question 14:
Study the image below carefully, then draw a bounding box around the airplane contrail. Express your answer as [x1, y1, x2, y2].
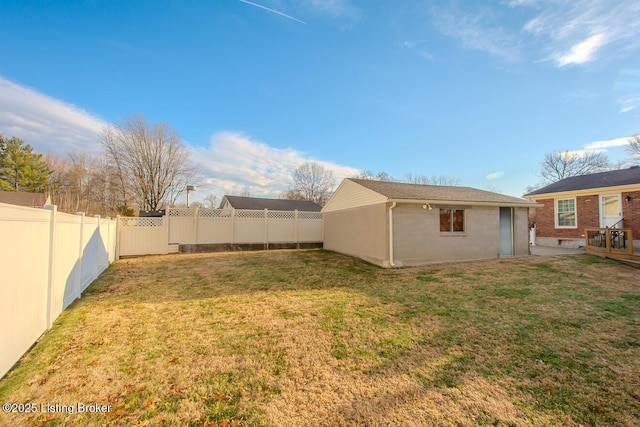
[238, 0, 307, 24]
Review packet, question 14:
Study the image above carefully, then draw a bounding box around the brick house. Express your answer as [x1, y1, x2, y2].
[524, 166, 640, 250]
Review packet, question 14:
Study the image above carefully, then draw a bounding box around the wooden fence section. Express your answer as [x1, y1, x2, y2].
[0, 203, 117, 378]
[118, 208, 323, 257]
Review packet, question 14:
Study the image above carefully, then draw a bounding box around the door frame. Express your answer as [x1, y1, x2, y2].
[499, 207, 514, 256]
[599, 194, 622, 228]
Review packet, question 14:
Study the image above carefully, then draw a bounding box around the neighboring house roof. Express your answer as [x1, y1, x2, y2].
[524, 166, 640, 197]
[323, 179, 540, 212]
[219, 195, 322, 212]
[0, 191, 51, 207]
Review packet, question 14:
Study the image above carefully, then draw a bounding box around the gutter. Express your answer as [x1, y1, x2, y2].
[389, 202, 396, 267]
[388, 199, 543, 208]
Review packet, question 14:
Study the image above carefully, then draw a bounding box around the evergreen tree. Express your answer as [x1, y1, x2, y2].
[0, 135, 51, 192]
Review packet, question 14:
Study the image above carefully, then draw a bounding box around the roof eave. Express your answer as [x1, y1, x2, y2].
[524, 183, 640, 200]
[387, 198, 542, 208]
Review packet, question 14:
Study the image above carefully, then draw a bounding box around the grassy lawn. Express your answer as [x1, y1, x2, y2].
[1, 250, 639, 426]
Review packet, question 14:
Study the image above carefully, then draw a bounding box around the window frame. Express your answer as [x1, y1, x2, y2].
[439, 208, 466, 234]
[554, 197, 577, 229]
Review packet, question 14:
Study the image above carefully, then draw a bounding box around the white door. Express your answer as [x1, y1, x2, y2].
[599, 195, 622, 228]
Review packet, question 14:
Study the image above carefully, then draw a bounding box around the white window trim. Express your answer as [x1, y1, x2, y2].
[439, 208, 466, 234]
[554, 197, 577, 229]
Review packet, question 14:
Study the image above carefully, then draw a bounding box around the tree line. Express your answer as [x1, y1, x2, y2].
[2, 118, 639, 215]
[1, 116, 196, 216]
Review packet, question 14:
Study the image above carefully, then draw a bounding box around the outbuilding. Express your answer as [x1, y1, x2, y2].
[322, 179, 540, 267]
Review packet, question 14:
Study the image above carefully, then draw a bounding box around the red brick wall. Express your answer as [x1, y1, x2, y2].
[535, 195, 599, 238]
[622, 191, 640, 238]
[534, 192, 640, 239]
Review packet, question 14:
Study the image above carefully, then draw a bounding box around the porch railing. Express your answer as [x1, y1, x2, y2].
[585, 228, 634, 256]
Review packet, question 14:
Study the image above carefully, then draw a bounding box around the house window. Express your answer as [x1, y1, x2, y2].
[555, 198, 576, 228]
[440, 209, 465, 233]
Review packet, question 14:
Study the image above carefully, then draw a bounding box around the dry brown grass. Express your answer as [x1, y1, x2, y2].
[1, 250, 639, 426]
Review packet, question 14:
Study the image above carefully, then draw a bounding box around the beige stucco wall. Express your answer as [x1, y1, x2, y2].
[392, 205, 531, 266]
[323, 203, 389, 267]
[513, 207, 530, 256]
[324, 203, 532, 268]
[392, 205, 499, 266]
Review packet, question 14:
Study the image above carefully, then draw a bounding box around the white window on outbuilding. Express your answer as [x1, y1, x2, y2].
[440, 209, 465, 233]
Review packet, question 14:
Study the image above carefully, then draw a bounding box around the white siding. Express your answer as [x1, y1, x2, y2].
[322, 179, 387, 213]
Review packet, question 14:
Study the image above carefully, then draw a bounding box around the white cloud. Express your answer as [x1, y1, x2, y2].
[584, 137, 633, 151]
[522, 0, 640, 67]
[191, 132, 359, 200]
[503, 0, 539, 7]
[399, 40, 428, 49]
[620, 97, 640, 113]
[430, 8, 521, 62]
[0, 76, 360, 202]
[0, 76, 107, 155]
[556, 33, 606, 66]
[486, 171, 505, 180]
[435, 1, 640, 68]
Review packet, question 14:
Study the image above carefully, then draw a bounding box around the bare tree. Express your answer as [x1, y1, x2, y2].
[405, 173, 461, 186]
[101, 115, 196, 211]
[43, 151, 125, 216]
[354, 170, 396, 181]
[280, 188, 305, 200]
[627, 134, 640, 161]
[204, 193, 218, 209]
[540, 150, 610, 184]
[286, 162, 336, 206]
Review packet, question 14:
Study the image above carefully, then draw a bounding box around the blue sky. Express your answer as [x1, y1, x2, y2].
[1, 0, 639, 203]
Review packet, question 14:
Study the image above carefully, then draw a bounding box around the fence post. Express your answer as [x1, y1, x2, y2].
[76, 212, 85, 301]
[605, 229, 612, 253]
[166, 208, 172, 245]
[264, 208, 269, 250]
[163, 214, 170, 254]
[193, 206, 199, 244]
[115, 215, 121, 260]
[44, 205, 57, 329]
[105, 217, 113, 264]
[294, 210, 299, 249]
[230, 208, 236, 244]
[94, 215, 101, 282]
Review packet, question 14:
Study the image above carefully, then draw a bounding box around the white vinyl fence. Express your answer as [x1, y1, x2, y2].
[118, 207, 323, 256]
[0, 203, 117, 378]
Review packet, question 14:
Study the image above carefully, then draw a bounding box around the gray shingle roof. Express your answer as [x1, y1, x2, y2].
[0, 191, 50, 207]
[221, 195, 322, 212]
[524, 166, 640, 196]
[350, 179, 538, 206]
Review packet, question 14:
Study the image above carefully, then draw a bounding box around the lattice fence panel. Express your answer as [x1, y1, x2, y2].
[268, 210, 295, 220]
[235, 209, 266, 219]
[120, 217, 164, 227]
[168, 208, 196, 217]
[298, 211, 323, 220]
[198, 208, 230, 218]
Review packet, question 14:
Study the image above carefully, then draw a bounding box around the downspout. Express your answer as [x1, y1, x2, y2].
[389, 202, 396, 267]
